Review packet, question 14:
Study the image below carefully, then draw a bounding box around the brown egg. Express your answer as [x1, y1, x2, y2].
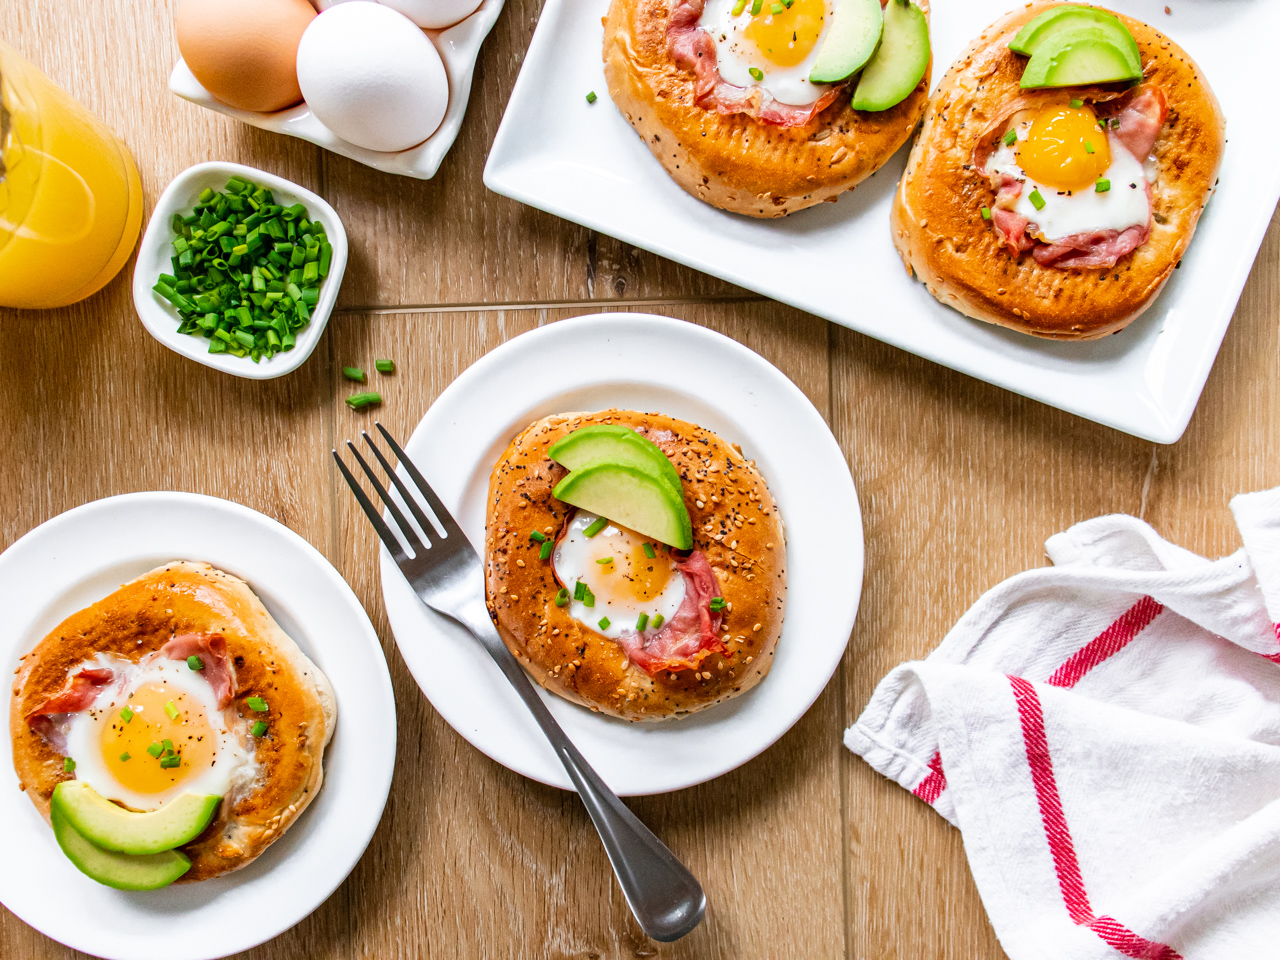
[175, 0, 315, 113]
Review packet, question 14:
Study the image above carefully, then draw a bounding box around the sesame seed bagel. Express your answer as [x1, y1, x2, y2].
[10, 561, 336, 882]
[485, 410, 787, 720]
[892, 2, 1224, 339]
[602, 0, 931, 218]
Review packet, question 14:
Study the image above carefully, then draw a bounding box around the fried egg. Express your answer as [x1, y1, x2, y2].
[986, 101, 1149, 243]
[553, 511, 686, 640]
[699, 0, 834, 105]
[62, 654, 256, 812]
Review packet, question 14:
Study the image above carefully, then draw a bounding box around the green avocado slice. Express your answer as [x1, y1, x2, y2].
[851, 0, 930, 112]
[809, 0, 883, 84]
[1010, 4, 1141, 72]
[52, 781, 221, 855]
[52, 803, 191, 891]
[548, 425, 684, 499]
[553, 462, 692, 550]
[1020, 30, 1142, 89]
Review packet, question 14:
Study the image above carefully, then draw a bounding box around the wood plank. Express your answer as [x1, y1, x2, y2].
[325, 302, 842, 959]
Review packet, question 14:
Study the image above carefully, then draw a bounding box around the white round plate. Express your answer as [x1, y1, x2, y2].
[0, 493, 395, 960]
[381, 313, 863, 795]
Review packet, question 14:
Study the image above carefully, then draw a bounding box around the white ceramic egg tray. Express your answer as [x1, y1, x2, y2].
[168, 0, 503, 180]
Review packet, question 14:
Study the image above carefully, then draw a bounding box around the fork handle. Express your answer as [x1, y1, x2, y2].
[452, 597, 707, 942]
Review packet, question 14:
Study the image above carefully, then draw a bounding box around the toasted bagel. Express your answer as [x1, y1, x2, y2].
[485, 410, 786, 720]
[892, 3, 1224, 339]
[10, 561, 336, 882]
[603, 0, 931, 218]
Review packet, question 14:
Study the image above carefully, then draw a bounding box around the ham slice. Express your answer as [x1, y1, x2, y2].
[25, 667, 114, 728]
[666, 0, 841, 127]
[618, 551, 728, 674]
[161, 632, 236, 708]
[1031, 224, 1149, 269]
[1105, 86, 1167, 163]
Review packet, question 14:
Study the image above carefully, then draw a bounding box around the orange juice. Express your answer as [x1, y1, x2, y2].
[0, 41, 143, 309]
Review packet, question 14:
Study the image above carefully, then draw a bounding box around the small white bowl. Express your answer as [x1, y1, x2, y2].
[132, 161, 348, 380]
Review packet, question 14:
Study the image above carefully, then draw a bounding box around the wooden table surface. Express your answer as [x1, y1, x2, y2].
[3, 2, 1278, 958]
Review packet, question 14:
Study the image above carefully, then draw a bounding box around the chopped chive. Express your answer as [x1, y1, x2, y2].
[1084, 141, 1095, 154]
[598, 617, 611, 630]
[751, 0, 763, 12]
[147, 742, 163, 758]
[529, 530, 548, 542]
[63, 757, 76, 773]
[771, 2, 783, 11]
[749, 66, 764, 81]
[582, 586, 596, 608]
[1095, 178, 1111, 193]
[343, 366, 366, 382]
[345, 391, 382, 410]
[539, 539, 554, 561]
[643, 542, 656, 558]
[187, 655, 204, 671]
[164, 700, 180, 720]
[252, 720, 269, 738]
[583, 517, 609, 538]
[709, 596, 728, 612]
[574, 580, 587, 601]
[246, 696, 269, 712]
[637, 613, 649, 631]
[162, 739, 175, 754]
[1002, 128, 1017, 146]
[375, 358, 395, 373]
[651, 614, 665, 630]
[980, 206, 992, 220]
[1029, 188, 1046, 211]
[120, 706, 134, 723]
[596, 557, 613, 564]
[119, 752, 131, 762]
[160, 755, 181, 769]
[555, 587, 570, 607]
[585, 91, 598, 104]
[732, 0, 746, 11]
[1069, 98, 1083, 109]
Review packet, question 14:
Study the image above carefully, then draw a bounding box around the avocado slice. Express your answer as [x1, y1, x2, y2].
[548, 425, 684, 499]
[851, 0, 930, 112]
[1020, 30, 1142, 89]
[809, 0, 883, 85]
[553, 462, 693, 550]
[1010, 4, 1140, 71]
[52, 803, 191, 890]
[52, 781, 221, 856]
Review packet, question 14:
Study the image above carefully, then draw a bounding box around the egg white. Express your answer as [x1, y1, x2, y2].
[63, 654, 257, 812]
[553, 512, 686, 641]
[986, 125, 1149, 243]
[698, 0, 835, 106]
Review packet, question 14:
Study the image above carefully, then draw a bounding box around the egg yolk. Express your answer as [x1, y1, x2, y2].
[582, 526, 677, 603]
[1015, 102, 1112, 193]
[98, 682, 217, 802]
[743, 0, 826, 68]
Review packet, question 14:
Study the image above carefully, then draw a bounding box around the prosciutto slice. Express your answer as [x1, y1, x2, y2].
[666, 0, 841, 127]
[25, 667, 114, 727]
[161, 632, 236, 708]
[1031, 225, 1149, 269]
[618, 551, 728, 674]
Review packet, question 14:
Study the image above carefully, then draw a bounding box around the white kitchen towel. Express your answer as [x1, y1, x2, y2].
[846, 488, 1280, 960]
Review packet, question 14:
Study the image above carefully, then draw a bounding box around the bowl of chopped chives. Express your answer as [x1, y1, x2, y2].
[132, 161, 347, 380]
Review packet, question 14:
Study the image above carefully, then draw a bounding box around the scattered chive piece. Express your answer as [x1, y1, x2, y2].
[555, 587, 570, 607]
[749, 67, 764, 81]
[1069, 98, 1083, 109]
[586, 91, 598, 104]
[643, 542, 656, 558]
[1002, 128, 1017, 146]
[343, 366, 366, 382]
[751, 0, 763, 12]
[596, 557, 613, 564]
[598, 617, 611, 630]
[637, 613, 650, 631]
[709, 596, 728, 612]
[162, 739, 175, 754]
[732, 0, 746, 12]
[246, 696, 269, 712]
[530, 530, 548, 542]
[119, 752, 131, 762]
[582, 586, 596, 608]
[574, 580, 587, 601]
[187, 655, 204, 671]
[120, 706, 134, 723]
[345, 391, 382, 410]
[63, 758, 76, 773]
[375, 358, 395, 373]
[147, 742, 164, 759]
[1029, 188, 1046, 211]
[162, 749, 175, 759]
[164, 700, 180, 720]
[539, 539, 554, 561]
[1084, 141, 1095, 154]
[252, 720, 269, 738]
[771, 2, 783, 11]
[651, 614, 665, 630]
[1095, 178, 1111, 193]
[160, 755, 181, 769]
[980, 206, 992, 220]
[583, 517, 609, 538]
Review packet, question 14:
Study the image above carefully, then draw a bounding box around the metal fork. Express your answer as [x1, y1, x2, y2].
[334, 423, 707, 942]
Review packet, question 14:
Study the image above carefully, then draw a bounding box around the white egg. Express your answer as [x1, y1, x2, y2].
[63, 654, 257, 813]
[698, 0, 835, 106]
[986, 126, 1149, 243]
[552, 512, 686, 642]
[296, 1, 449, 153]
[379, 0, 483, 30]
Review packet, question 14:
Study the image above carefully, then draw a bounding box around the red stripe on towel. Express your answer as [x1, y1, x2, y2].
[1047, 596, 1165, 689]
[1009, 675, 1182, 959]
[913, 751, 946, 803]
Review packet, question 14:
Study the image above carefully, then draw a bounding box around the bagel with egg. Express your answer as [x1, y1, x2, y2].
[485, 410, 786, 720]
[10, 561, 335, 883]
[603, 0, 931, 217]
[892, 2, 1224, 339]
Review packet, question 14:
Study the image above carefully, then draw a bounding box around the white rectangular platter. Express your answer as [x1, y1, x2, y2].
[485, 0, 1279, 443]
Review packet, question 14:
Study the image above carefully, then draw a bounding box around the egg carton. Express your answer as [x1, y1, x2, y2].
[168, 0, 503, 180]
